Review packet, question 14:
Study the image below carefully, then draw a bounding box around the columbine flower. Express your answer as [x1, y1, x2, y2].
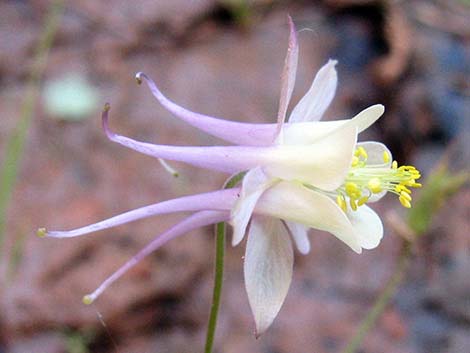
[39, 16, 421, 336]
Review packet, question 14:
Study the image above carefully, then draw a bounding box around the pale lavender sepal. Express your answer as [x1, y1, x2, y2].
[137, 72, 379, 147]
[84, 210, 229, 303]
[102, 106, 357, 191]
[137, 72, 275, 146]
[275, 15, 299, 141]
[45, 188, 239, 238]
[102, 106, 274, 173]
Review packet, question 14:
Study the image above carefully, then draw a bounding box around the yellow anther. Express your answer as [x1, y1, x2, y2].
[368, 178, 382, 193]
[355, 146, 368, 159]
[383, 151, 390, 163]
[343, 153, 422, 211]
[351, 156, 359, 167]
[399, 195, 411, 208]
[336, 194, 347, 213]
[37, 228, 47, 238]
[82, 295, 94, 305]
[345, 182, 359, 197]
[400, 191, 412, 201]
[357, 196, 369, 206]
[350, 198, 358, 211]
[395, 184, 411, 194]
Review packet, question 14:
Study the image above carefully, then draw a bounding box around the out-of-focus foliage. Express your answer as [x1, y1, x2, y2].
[64, 328, 96, 353]
[408, 163, 469, 236]
[43, 73, 100, 121]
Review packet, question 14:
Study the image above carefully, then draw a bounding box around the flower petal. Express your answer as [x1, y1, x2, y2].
[357, 141, 392, 167]
[231, 168, 278, 246]
[357, 141, 392, 202]
[289, 59, 338, 123]
[347, 205, 383, 250]
[263, 121, 357, 191]
[283, 104, 384, 145]
[244, 215, 293, 336]
[83, 210, 229, 304]
[256, 182, 362, 253]
[284, 221, 311, 254]
[275, 15, 299, 142]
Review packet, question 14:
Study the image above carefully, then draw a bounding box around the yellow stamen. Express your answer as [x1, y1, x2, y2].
[356, 146, 368, 159]
[357, 196, 369, 206]
[336, 194, 347, 212]
[399, 195, 411, 208]
[368, 178, 382, 193]
[400, 191, 412, 201]
[383, 151, 390, 163]
[337, 146, 422, 211]
[350, 198, 357, 211]
[351, 156, 359, 167]
[395, 184, 411, 194]
[345, 182, 359, 198]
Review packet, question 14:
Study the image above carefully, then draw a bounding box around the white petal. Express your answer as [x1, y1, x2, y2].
[347, 205, 383, 249]
[264, 121, 357, 191]
[256, 182, 362, 253]
[231, 168, 277, 246]
[283, 104, 385, 145]
[275, 15, 299, 142]
[357, 141, 392, 202]
[244, 216, 293, 336]
[289, 60, 337, 123]
[357, 141, 392, 167]
[285, 221, 311, 254]
[349, 104, 385, 134]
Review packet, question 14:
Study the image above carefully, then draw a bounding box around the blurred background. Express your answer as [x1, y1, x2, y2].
[0, 0, 469, 352]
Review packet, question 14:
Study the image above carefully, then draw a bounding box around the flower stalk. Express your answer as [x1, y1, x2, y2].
[205, 172, 245, 353]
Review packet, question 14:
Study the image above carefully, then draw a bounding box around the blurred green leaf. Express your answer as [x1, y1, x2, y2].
[64, 328, 96, 353]
[407, 164, 469, 235]
[219, 0, 253, 27]
[0, 0, 63, 266]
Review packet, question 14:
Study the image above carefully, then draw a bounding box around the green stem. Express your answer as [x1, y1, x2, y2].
[341, 241, 412, 353]
[204, 221, 226, 353]
[0, 0, 63, 263]
[204, 172, 245, 353]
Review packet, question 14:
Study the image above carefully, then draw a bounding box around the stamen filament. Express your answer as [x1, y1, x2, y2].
[337, 146, 422, 211]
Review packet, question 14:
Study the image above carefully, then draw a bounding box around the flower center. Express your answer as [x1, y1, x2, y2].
[335, 147, 422, 212]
